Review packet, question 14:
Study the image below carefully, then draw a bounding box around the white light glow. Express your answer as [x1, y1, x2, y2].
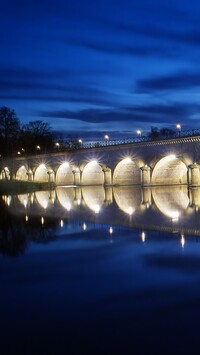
[124, 157, 132, 163]
[109, 227, 113, 235]
[181, 234, 185, 248]
[141, 231, 146, 243]
[60, 219, 64, 228]
[83, 223, 87, 231]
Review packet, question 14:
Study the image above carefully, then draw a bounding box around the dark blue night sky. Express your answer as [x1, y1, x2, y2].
[1, 0, 200, 136]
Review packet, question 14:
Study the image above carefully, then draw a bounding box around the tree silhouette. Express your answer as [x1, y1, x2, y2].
[0, 106, 20, 157]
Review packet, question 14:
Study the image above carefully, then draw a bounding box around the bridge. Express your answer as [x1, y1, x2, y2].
[1, 131, 200, 187]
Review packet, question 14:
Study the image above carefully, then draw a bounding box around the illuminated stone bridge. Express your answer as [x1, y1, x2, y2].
[1, 134, 200, 186]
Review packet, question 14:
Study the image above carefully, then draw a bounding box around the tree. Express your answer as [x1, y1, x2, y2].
[148, 126, 175, 140]
[20, 120, 54, 154]
[0, 106, 20, 157]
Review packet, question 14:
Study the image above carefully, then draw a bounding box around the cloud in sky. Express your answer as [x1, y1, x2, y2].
[1, 0, 200, 134]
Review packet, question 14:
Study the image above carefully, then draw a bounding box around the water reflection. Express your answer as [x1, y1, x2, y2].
[1, 185, 200, 257]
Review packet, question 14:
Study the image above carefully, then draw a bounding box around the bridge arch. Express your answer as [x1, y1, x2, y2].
[152, 186, 189, 219]
[81, 161, 104, 185]
[151, 155, 187, 185]
[56, 162, 74, 185]
[113, 186, 141, 215]
[113, 158, 141, 185]
[34, 164, 52, 182]
[56, 187, 75, 210]
[16, 165, 28, 181]
[1, 167, 10, 180]
[82, 186, 105, 213]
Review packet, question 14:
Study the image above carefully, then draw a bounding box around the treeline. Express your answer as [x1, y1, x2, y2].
[0, 106, 54, 157]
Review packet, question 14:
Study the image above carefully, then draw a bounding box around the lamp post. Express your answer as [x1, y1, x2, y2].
[137, 130, 142, 137]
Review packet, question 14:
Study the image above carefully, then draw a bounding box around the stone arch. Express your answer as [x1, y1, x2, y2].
[152, 186, 189, 219]
[35, 191, 51, 209]
[151, 155, 187, 185]
[81, 161, 104, 185]
[34, 164, 51, 182]
[16, 165, 28, 181]
[113, 158, 141, 185]
[1, 167, 10, 180]
[56, 162, 74, 185]
[56, 187, 75, 210]
[82, 186, 105, 213]
[113, 186, 141, 215]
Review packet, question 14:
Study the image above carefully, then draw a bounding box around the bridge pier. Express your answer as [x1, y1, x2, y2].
[104, 187, 113, 204]
[73, 169, 81, 185]
[103, 168, 112, 185]
[141, 165, 151, 186]
[189, 163, 200, 186]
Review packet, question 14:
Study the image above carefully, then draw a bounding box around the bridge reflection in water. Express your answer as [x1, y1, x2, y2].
[3, 185, 200, 237]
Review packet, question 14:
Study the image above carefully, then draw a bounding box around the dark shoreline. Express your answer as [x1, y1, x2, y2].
[0, 180, 55, 195]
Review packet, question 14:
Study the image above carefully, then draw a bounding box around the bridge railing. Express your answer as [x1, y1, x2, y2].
[68, 128, 200, 151]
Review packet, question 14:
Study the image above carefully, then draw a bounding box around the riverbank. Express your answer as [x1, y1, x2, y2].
[0, 180, 55, 195]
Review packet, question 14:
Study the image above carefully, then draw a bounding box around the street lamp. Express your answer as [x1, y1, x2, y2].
[137, 130, 142, 137]
[104, 134, 109, 140]
[36, 145, 41, 150]
[176, 124, 181, 131]
[78, 139, 82, 144]
[55, 142, 60, 148]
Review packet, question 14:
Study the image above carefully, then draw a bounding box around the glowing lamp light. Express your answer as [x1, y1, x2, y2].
[91, 160, 97, 165]
[104, 134, 109, 140]
[63, 162, 69, 167]
[124, 157, 132, 163]
[137, 130, 142, 136]
[176, 124, 181, 130]
[167, 154, 176, 161]
[109, 227, 113, 235]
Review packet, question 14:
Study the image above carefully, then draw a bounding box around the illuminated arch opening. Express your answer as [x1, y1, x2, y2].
[113, 158, 140, 185]
[151, 155, 187, 185]
[56, 187, 75, 211]
[35, 191, 51, 209]
[113, 186, 141, 215]
[56, 162, 73, 185]
[81, 161, 104, 185]
[18, 194, 29, 208]
[34, 164, 49, 182]
[82, 186, 105, 213]
[1, 167, 10, 180]
[152, 186, 189, 219]
[16, 166, 28, 181]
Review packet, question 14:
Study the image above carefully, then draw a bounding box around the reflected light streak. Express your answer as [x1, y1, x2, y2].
[126, 206, 134, 215]
[83, 223, 87, 231]
[181, 233, 185, 248]
[171, 211, 180, 221]
[109, 227, 113, 235]
[141, 231, 146, 243]
[25, 215, 28, 222]
[60, 219, 64, 228]
[93, 204, 100, 214]
[41, 217, 44, 225]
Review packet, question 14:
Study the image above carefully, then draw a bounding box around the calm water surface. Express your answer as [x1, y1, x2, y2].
[1, 186, 200, 354]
